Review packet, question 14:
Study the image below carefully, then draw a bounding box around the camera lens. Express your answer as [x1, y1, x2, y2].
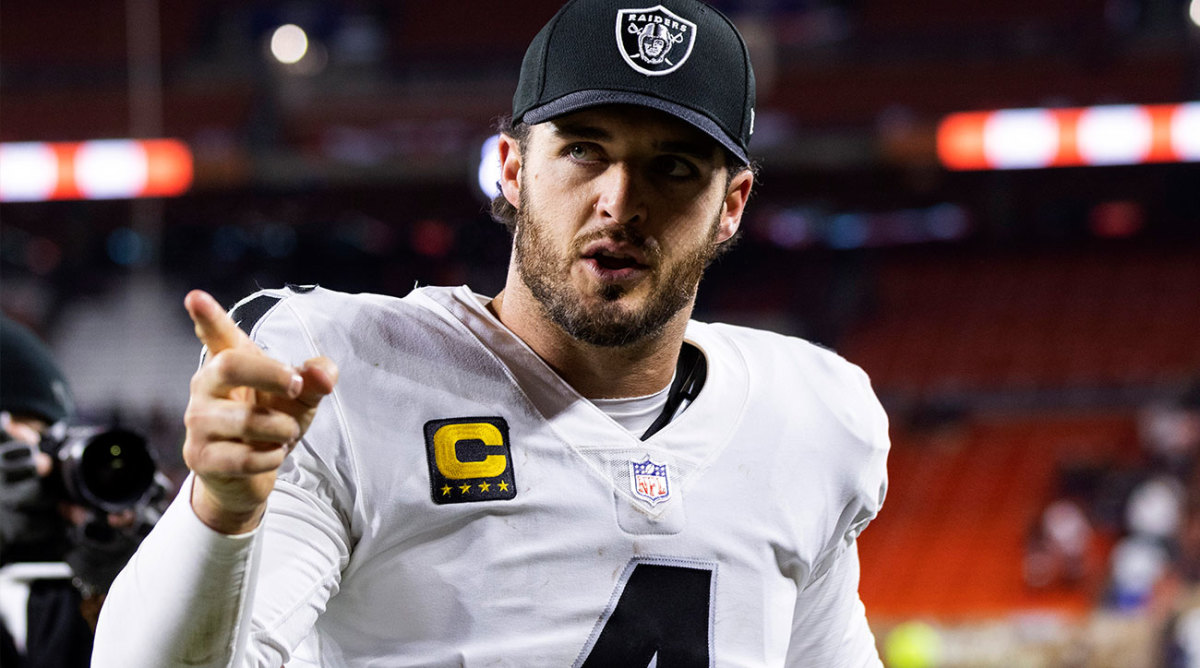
[62, 428, 156, 512]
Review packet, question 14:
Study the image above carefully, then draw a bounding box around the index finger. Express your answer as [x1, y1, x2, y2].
[185, 290, 252, 355]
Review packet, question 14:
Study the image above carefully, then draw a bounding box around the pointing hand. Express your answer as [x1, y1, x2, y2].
[181, 290, 337, 534]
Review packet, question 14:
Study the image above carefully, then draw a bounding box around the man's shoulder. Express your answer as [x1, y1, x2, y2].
[693, 319, 887, 443]
[223, 285, 474, 364]
[694, 319, 860, 379]
[227, 284, 458, 337]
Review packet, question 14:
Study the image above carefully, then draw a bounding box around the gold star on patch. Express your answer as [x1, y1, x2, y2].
[478, 482, 491, 492]
[498, 480, 509, 492]
[441, 485, 452, 496]
[459, 483, 472, 494]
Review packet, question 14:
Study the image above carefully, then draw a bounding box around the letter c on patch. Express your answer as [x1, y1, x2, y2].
[433, 422, 507, 479]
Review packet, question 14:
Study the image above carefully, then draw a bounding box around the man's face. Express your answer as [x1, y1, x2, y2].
[508, 106, 749, 347]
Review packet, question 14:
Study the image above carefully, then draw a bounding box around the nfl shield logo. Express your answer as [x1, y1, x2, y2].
[615, 5, 697, 76]
[630, 456, 671, 506]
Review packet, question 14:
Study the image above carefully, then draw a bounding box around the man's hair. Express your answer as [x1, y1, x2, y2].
[488, 115, 755, 254]
[489, 116, 531, 235]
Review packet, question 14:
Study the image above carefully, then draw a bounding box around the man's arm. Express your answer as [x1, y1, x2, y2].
[92, 469, 351, 667]
[785, 541, 883, 667]
[91, 477, 263, 667]
[92, 290, 340, 667]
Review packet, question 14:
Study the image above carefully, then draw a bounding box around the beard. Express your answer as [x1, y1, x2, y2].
[513, 190, 723, 348]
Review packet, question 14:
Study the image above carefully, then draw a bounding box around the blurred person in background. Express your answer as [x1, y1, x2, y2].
[93, 0, 890, 665]
[0, 315, 158, 667]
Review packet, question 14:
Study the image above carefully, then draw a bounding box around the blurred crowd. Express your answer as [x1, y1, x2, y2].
[1020, 384, 1200, 666]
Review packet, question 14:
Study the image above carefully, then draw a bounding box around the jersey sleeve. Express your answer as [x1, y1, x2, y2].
[805, 351, 890, 583]
[787, 348, 889, 665]
[92, 288, 356, 667]
[786, 541, 883, 667]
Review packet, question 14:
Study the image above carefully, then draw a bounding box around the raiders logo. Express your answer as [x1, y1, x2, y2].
[616, 5, 697, 76]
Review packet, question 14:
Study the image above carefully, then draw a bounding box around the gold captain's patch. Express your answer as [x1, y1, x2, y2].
[423, 417, 517, 505]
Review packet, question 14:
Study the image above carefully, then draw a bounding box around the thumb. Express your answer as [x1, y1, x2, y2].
[295, 356, 338, 409]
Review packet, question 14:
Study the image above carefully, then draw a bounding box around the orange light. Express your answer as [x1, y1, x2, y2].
[936, 112, 990, 170]
[938, 103, 1200, 170]
[1146, 104, 1178, 163]
[51, 142, 81, 200]
[142, 139, 194, 197]
[0, 139, 193, 202]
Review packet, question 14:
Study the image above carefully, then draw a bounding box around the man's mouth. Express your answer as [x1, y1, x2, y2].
[588, 249, 647, 271]
[580, 242, 650, 279]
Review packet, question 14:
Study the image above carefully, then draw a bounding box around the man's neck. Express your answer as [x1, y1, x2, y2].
[488, 283, 690, 400]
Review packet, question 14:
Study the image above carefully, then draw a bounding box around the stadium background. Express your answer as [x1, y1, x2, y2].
[2, 0, 1199, 665]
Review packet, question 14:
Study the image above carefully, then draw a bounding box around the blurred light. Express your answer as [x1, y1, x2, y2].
[884, 621, 942, 668]
[141, 139, 195, 197]
[761, 203, 970, 250]
[1171, 103, 1200, 160]
[0, 139, 192, 201]
[477, 134, 502, 200]
[827, 213, 869, 249]
[76, 140, 149, 200]
[1089, 200, 1145, 238]
[765, 209, 816, 248]
[1076, 105, 1153, 165]
[983, 108, 1059, 169]
[270, 24, 309, 64]
[0, 143, 58, 202]
[106, 228, 149, 267]
[939, 102, 1200, 169]
[411, 219, 455, 258]
[287, 41, 328, 76]
[924, 203, 971, 240]
[331, 14, 386, 65]
[1191, 0, 1200, 28]
[936, 112, 989, 170]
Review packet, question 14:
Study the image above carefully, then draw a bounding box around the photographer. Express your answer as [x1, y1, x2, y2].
[0, 315, 160, 667]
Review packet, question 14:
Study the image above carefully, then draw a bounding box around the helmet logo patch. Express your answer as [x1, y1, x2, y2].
[616, 6, 697, 76]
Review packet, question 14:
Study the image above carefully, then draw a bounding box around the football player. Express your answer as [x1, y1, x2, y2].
[93, 0, 889, 665]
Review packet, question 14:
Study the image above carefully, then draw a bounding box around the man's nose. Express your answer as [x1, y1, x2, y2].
[594, 164, 646, 226]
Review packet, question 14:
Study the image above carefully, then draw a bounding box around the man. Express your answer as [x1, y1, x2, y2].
[1, 316, 109, 666]
[93, 0, 890, 665]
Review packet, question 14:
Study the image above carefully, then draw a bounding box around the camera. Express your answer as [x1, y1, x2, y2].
[0, 425, 158, 514]
[55, 426, 158, 514]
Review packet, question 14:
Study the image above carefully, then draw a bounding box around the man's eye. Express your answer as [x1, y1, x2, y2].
[653, 156, 698, 178]
[567, 144, 596, 161]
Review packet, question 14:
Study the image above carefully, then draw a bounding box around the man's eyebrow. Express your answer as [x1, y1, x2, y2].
[656, 140, 719, 161]
[550, 122, 612, 141]
[549, 122, 718, 161]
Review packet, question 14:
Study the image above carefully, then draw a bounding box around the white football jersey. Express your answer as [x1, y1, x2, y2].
[94, 285, 889, 668]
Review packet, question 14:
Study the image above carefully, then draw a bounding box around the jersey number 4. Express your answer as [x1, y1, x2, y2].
[574, 558, 716, 668]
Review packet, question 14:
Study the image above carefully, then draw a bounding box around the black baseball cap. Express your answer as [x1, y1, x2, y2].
[0, 315, 73, 425]
[513, 0, 756, 165]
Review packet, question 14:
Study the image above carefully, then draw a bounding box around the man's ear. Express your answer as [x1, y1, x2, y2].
[498, 133, 522, 208]
[715, 168, 753, 244]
